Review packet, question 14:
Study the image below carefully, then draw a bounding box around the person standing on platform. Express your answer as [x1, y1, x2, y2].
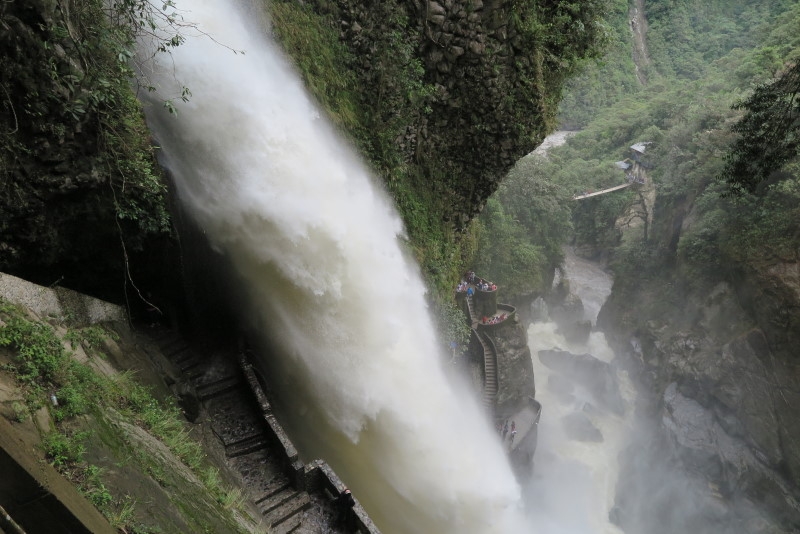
[335, 488, 355, 530]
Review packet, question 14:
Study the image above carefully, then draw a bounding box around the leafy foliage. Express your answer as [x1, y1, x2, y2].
[474, 155, 573, 296]
[481, 0, 800, 299]
[558, 0, 639, 128]
[511, 0, 612, 70]
[0, 299, 246, 530]
[0, 0, 178, 297]
[269, 3, 360, 131]
[720, 61, 800, 195]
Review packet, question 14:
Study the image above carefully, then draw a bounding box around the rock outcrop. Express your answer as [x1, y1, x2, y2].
[285, 0, 606, 226]
[0, 0, 170, 299]
[539, 349, 624, 416]
[600, 258, 800, 530]
[491, 316, 536, 413]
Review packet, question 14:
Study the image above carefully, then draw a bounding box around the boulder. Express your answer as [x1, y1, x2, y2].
[561, 412, 603, 442]
[558, 318, 592, 345]
[546, 373, 575, 404]
[538, 349, 624, 415]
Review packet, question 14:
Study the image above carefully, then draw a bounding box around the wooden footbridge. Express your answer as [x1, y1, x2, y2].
[572, 182, 632, 200]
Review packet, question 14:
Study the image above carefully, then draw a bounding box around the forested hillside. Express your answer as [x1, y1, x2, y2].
[476, 0, 800, 300]
[476, 0, 800, 530]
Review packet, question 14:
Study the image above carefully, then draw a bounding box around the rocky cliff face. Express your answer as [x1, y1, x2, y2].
[599, 234, 800, 530]
[489, 315, 535, 412]
[2, 0, 607, 305]
[285, 0, 606, 227]
[0, 0, 171, 300]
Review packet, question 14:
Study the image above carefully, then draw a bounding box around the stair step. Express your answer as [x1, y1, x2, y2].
[226, 434, 270, 458]
[260, 488, 299, 515]
[197, 376, 240, 401]
[161, 339, 191, 361]
[272, 513, 303, 534]
[178, 356, 203, 372]
[154, 336, 186, 351]
[255, 477, 292, 505]
[171, 347, 196, 364]
[151, 329, 180, 344]
[186, 367, 205, 380]
[262, 492, 310, 527]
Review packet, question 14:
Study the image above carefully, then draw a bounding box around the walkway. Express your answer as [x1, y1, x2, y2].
[465, 294, 498, 408]
[572, 182, 631, 200]
[501, 401, 541, 453]
[152, 329, 315, 533]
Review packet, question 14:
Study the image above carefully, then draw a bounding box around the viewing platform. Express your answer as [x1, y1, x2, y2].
[455, 272, 541, 473]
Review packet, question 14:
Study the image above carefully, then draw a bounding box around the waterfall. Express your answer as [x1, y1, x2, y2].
[136, 0, 527, 532]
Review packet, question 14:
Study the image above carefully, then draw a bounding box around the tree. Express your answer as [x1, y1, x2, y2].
[720, 61, 800, 195]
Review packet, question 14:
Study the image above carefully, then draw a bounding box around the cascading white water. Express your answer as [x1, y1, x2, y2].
[524, 249, 635, 533]
[137, 0, 528, 532]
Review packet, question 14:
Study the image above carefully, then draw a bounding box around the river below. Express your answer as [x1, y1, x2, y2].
[523, 248, 636, 533]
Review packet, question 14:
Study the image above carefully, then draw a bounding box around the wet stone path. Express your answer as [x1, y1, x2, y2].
[147, 327, 346, 533]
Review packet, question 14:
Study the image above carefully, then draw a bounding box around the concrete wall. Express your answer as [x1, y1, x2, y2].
[304, 460, 381, 534]
[0, 273, 125, 325]
[474, 286, 498, 318]
[241, 356, 381, 533]
[0, 418, 116, 534]
[476, 304, 516, 332]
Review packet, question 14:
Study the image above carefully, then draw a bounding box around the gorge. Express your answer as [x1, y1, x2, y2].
[1, 0, 800, 532]
[138, 0, 527, 532]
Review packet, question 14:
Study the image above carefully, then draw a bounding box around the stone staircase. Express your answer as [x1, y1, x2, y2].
[477, 332, 497, 408]
[465, 296, 498, 409]
[150, 328, 311, 533]
[465, 293, 478, 328]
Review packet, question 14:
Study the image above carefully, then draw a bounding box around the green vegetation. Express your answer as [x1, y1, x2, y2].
[473, 156, 573, 296]
[720, 61, 800, 195]
[0, 299, 250, 532]
[269, 2, 360, 132]
[267, 0, 610, 341]
[0, 0, 179, 295]
[610, 1, 799, 282]
[65, 325, 119, 351]
[473, 0, 800, 300]
[556, 0, 638, 129]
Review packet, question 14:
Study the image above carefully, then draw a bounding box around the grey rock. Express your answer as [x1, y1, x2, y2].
[538, 349, 624, 415]
[559, 318, 592, 345]
[546, 373, 574, 404]
[561, 412, 603, 442]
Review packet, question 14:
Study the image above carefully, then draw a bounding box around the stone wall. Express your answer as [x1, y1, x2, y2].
[487, 314, 535, 415]
[241, 357, 381, 533]
[0, 272, 125, 325]
[287, 0, 565, 226]
[600, 261, 800, 530]
[456, 277, 535, 415]
[474, 286, 498, 318]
